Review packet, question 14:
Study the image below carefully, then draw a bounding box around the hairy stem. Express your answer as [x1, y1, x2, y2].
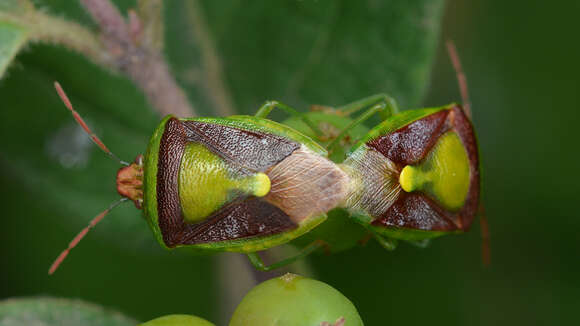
[2, 0, 196, 117]
[137, 0, 164, 52]
[80, 0, 195, 117]
[0, 10, 111, 67]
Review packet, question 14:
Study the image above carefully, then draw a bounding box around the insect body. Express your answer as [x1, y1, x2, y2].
[49, 44, 483, 274]
[142, 114, 350, 254]
[281, 103, 479, 257]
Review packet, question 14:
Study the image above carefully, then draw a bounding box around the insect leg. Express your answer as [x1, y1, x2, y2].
[407, 239, 431, 248]
[255, 100, 322, 136]
[246, 240, 327, 272]
[336, 93, 399, 121]
[326, 102, 386, 153]
[368, 229, 398, 251]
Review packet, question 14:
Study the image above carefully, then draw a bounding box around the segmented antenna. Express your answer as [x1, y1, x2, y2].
[446, 40, 472, 119]
[48, 198, 128, 275]
[446, 42, 490, 265]
[54, 82, 129, 166]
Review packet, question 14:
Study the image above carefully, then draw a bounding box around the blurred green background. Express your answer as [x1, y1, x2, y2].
[1, 0, 579, 325]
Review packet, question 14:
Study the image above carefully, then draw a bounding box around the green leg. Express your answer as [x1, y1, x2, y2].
[246, 240, 326, 272]
[325, 103, 384, 153]
[408, 239, 431, 248]
[325, 94, 399, 153]
[255, 100, 322, 136]
[370, 231, 398, 251]
[337, 93, 400, 120]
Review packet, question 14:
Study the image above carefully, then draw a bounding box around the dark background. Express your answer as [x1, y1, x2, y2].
[1, 0, 578, 325]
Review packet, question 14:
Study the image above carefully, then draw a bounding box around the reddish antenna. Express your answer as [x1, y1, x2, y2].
[48, 198, 128, 275]
[446, 40, 490, 266]
[446, 40, 472, 119]
[54, 81, 129, 166]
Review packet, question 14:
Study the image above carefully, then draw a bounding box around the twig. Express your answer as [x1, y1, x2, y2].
[0, 10, 110, 67]
[216, 254, 257, 326]
[137, 0, 164, 52]
[2, 0, 197, 117]
[80, 0, 195, 117]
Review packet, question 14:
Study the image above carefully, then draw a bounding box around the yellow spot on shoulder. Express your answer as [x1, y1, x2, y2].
[252, 172, 271, 197]
[399, 165, 417, 193]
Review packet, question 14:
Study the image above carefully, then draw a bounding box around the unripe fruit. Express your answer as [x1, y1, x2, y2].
[139, 314, 216, 326]
[229, 273, 363, 326]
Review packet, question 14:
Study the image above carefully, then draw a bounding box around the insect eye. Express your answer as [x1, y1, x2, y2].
[399, 131, 471, 211]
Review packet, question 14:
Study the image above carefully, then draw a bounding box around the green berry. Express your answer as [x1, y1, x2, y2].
[139, 314, 216, 326]
[229, 273, 363, 326]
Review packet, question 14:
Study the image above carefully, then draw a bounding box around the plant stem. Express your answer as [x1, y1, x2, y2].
[137, 0, 164, 52]
[0, 10, 110, 67]
[80, 0, 195, 117]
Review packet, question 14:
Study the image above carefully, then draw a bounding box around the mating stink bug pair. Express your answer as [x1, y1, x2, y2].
[49, 42, 485, 274]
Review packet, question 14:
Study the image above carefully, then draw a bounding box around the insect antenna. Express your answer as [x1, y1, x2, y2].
[446, 40, 472, 119]
[48, 197, 128, 275]
[446, 42, 491, 265]
[54, 81, 129, 166]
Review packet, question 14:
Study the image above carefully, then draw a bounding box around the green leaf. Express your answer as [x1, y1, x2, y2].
[0, 0, 444, 322]
[0, 297, 137, 326]
[0, 22, 27, 78]
[0, 0, 445, 252]
[166, 0, 445, 115]
[0, 0, 32, 14]
[0, 0, 30, 78]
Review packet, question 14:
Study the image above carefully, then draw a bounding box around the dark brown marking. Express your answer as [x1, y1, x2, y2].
[174, 197, 296, 245]
[156, 118, 299, 247]
[372, 193, 456, 231]
[182, 121, 299, 175]
[370, 106, 480, 232]
[367, 110, 449, 166]
[451, 105, 481, 231]
[157, 118, 188, 245]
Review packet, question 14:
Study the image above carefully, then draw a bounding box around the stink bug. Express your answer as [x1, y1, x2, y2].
[281, 42, 486, 262]
[48, 42, 484, 274]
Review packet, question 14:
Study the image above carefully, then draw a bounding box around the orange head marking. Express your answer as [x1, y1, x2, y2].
[117, 154, 144, 209]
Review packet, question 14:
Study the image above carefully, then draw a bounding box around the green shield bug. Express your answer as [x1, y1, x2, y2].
[281, 41, 487, 263]
[49, 82, 356, 274]
[48, 42, 485, 274]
